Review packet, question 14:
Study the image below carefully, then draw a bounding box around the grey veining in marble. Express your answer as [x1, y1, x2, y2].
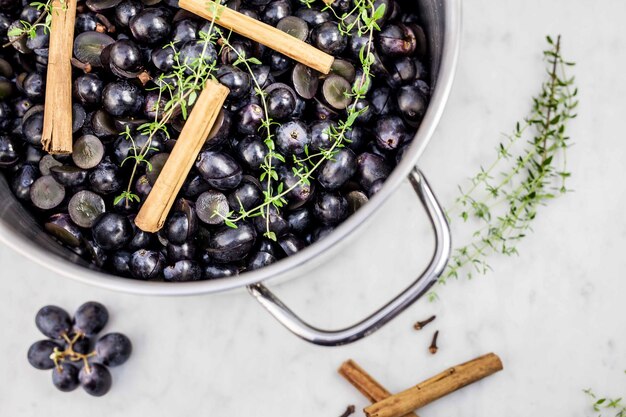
[1, 0, 625, 416]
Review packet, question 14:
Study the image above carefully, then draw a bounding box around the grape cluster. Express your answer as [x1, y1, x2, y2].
[27, 302, 132, 397]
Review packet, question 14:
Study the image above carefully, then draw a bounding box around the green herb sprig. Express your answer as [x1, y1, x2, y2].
[585, 377, 626, 417]
[215, 0, 385, 240]
[115, 8, 222, 207]
[3, 0, 56, 48]
[217, 33, 288, 239]
[432, 35, 577, 298]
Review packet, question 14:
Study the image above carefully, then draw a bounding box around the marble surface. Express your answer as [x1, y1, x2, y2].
[1, 0, 625, 415]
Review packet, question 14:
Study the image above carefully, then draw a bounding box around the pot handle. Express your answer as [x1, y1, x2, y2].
[247, 168, 451, 346]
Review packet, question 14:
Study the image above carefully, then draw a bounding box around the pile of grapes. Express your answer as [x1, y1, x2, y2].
[0, 0, 430, 281]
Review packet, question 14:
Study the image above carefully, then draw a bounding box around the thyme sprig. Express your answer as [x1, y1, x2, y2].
[3, 0, 56, 48]
[433, 35, 577, 296]
[585, 377, 626, 417]
[115, 8, 222, 207]
[216, 0, 384, 240]
[217, 33, 287, 239]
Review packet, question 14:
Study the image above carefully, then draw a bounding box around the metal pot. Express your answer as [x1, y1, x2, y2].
[0, 0, 461, 346]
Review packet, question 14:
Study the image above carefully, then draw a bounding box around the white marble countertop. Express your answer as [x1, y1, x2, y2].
[1, 0, 625, 415]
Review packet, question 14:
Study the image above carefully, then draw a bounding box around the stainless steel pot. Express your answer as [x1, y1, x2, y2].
[0, 0, 461, 346]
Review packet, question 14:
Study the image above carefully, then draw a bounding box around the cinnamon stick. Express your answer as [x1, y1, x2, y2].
[364, 353, 504, 417]
[134, 80, 229, 232]
[338, 360, 418, 417]
[41, 0, 78, 154]
[179, 0, 334, 74]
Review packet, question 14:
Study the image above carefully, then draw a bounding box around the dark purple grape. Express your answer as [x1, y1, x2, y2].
[227, 176, 263, 211]
[113, 133, 165, 163]
[111, 251, 132, 276]
[370, 87, 397, 116]
[217, 65, 251, 100]
[89, 159, 123, 195]
[30, 175, 65, 210]
[357, 152, 390, 190]
[263, 0, 291, 25]
[84, 238, 108, 267]
[247, 251, 276, 270]
[73, 31, 115, 67]
[166, 241, 196, 262]
[95, 332, 132, 367]
[309, 119, 336, 151]
[287, 208, 312, 234]
[277, 233, 305, 256]
[79, 364, 112, 396]
[237, 104, 264, 135]
[375, 116, 409, 151]
[318, 147, 357, 190]
[130, 249, 165, 279]
[115, 0, 143, 27]
[179, 40, 218, 71]
[397, 85, 427, 125]
[129, 8, 171, 45]
[276, 16, 308, 41]
[151, 44, 175, 72]
[377, 23, 416, 57]
[277, 165, 314, 208]
[207, 223, 257, 263]
[166, 210, 197, 244]
[252, 205, 289, 238]
[172, 19, 197, 44]
[102, 80, 143, 117]
[235, 135, 267, 171]
[267, 85, 296, 120]
[292, 63, 319, 99]
[73, 135, 104, 169]
[21, 106, 44, 146]
[49, 166, 88, 187]
[346, 190, 369, 214]
[45, 213, 83, 247]
[196, 190, 229, 225]
[195, 151, 242, 191]
[74, 301, 109, 336]
[368, 178, 385, 196]
[109, 39, 143, 72]
[72, 336, 92, 355]
[164, 260, 202, 281]
[295, 7, 330, 26]
[35, 305, 71, 339]
[53, 364, 80, 392]
[12, 164, 39, 201]
[313, 192, 348, 225]
[207, 109, 233, 145]
[93, 213, 132, 250]
[90, 109, 120, 138]
[27, 340, 62, 370]
[312, 21, 346, 55]
[23, 72, 44, 100]
[145, 153, 169, 185]
[73, 74, 103, 107]
[276, 120, 309, 156]
[309, 225, 334, 243]
[0, 135, 18, 168]
[322, 75, 352, 110]
[203, 263, 239, 279]
[330, 58, 356, 82]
